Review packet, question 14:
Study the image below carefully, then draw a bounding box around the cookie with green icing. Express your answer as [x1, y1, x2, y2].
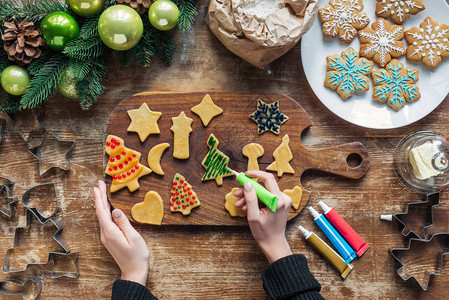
[201, 134, 233, 185]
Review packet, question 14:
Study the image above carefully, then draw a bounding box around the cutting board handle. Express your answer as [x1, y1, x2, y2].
[301, 142, 370, 179]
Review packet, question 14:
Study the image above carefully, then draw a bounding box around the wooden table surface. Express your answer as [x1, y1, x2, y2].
[1, 1, 449, 298]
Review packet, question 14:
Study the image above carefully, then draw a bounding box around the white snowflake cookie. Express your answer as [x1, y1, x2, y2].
[405, 17, 449, 69]
[318, 0, 370, 43]
[324, 47, 374, 100]
[359, 18, 406, 67]
[372, 59, 420, 111]
[375, 0, 425, 25]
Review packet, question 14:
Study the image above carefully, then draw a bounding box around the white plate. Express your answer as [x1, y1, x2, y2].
[301, 0, 449, 129]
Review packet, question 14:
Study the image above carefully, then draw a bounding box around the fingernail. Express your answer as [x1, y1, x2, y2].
[112, 209, 122, 218]
[235, 199, 241, 206]
[93, 187, 98, 193]
[244, 182, 253, 192]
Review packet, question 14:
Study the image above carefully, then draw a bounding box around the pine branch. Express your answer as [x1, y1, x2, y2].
[174, 0, 197, 32]
[143, 18, 174, 65]
[0, 0, 70, 24]
[20, 56, 69, 109]
[76, 58, 106, 110]
[27, 52, 56, 75]
[63, 36, 104, 60]
[67, 59, 93, 79]
[0, 94, 21, 113]
[0, 40, 11, 72]
[116, 50, 132, 67]
[78, 16, 100, 39]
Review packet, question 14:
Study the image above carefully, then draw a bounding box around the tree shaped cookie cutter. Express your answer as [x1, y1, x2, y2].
[0, 278, 42, 300]
[390, 233, 449, 291]
[7, 108, 46, 142]
[0, 176, 15, 218]
[21, 182, 58, 222]
[28, 129, 76, 176]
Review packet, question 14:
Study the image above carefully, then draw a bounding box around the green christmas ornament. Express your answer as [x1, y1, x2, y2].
[1, 66, 30, 96]
[58, 67, 79, 99]
[148, 0, 179, 31]
[40, 12, 80, 50]
[98, 5, 143, 51]
[68, 0, 105, 17]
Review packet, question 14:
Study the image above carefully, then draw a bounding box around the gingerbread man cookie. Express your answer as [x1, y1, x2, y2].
[375, 0, 425, 25]
[318, 0, 370, 43]
[405, 17, 449, 69]
[358, 18, 406, 67]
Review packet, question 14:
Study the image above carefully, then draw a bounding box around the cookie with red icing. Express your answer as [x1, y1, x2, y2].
[169, 173, 200, 215]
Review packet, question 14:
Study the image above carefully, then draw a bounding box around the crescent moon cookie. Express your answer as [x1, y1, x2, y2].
[405, 17, 449, 70]
[318, 0, 370, 44]
[375, 0, 425, 25]
[147, 143, 170, 175]
[324, 47, 374, 100]
[358, 18, 406, 68]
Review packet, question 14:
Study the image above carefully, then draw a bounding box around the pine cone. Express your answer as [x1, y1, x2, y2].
[116, 0, 154, 15]
[2, 18, 44, 65]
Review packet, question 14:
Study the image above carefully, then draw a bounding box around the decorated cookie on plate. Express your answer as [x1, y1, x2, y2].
[318, 0, 370, 43]
[358, 18, 406, 67]
[371, 59, 420, 111]
[405, 17, 449, 69]
[375, 0, 425, 25]
[324, 47, 374, 100]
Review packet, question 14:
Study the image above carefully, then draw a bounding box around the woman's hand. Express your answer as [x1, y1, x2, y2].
[235, 170, 293, 264]
[94, 180, 150, 286]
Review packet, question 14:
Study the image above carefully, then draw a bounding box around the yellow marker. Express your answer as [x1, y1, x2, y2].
[298, 225, 353, 279]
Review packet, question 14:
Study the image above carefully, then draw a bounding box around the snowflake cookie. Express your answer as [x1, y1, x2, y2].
[358, 18, 406, 67]
[249, 99, 289, 135]
[318, 0, 370, 43]
[372, 59, 420, 111]
[375, 0, 425, 25]
[405, 17, 449, 69]
[324, 47, 374, 100]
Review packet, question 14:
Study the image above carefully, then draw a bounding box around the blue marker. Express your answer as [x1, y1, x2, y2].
[308, 207, 357, 264]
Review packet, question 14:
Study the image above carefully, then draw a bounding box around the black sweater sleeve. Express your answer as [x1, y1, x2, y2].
[262, 254, 323, 300]
[112, 280, 157, 300]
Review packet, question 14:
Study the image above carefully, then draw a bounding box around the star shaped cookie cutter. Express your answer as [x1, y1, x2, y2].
[28, 129, 76, 176]
[0, 176, 15, 218]
[0, 278, 42, 300]
[49, 251, 79, 278]
[7, 108, 45, 142]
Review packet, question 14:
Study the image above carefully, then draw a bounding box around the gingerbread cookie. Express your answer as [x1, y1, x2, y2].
[201, 134, 233, 185]
[358, 18, 406, 67]
[375, 0, 425, 25]
[266, 134, 294, 177]
[242, 143, 264, 171]
[318, 0, 370, 43]
[372, 59, 420, 111]
[104, 135, 152, 193]
[225, 188, 247, 218]
[249, 99, 288, 135]
[127, 103, 162, 142]
[405, 17, 449, 69]
[147, 143, 170, 175]
[324, 47, 374, 100]
[170, 111, 193, 159]
[191, 94, 223, 126]
[170, 173, 200, 215]
[131, 191, 164, 225]
[283, 186, 302, 210]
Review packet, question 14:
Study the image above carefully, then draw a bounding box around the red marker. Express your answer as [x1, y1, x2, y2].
[319, 201, 370, 257]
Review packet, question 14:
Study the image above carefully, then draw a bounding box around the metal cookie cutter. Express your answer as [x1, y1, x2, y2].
[50, 251, 80, 278]
[0, 278, 42, 300]
[0, 176, 15, 218]
[28, 129, 76, 176]
[22, 182, 58, 222]
[390, 233, 449, 291]
[2, 208, 69, 273]
[7, 108, 46, 142]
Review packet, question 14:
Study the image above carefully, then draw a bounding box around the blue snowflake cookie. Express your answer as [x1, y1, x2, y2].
[324, 47, 374, 100]
[249, 99, 289, 135]
[372, 59, 420, 111]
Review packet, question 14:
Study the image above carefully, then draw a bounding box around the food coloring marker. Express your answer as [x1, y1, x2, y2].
[319, 201, 370, 257]
[298, 226, 353, 279]
[230, 170, 279, 212]
[308, 207, 357, 264]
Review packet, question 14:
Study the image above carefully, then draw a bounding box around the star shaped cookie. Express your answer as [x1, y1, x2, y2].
[249, 99, 288, 135]
[191, 94, 223, 126]
[127, 103, 162, 142]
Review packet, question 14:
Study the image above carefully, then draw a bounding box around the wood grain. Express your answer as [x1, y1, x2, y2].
[105, 92, 370, 225]
[1, 0, 449, 298]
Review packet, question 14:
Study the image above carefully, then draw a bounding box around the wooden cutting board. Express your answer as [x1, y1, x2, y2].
[105, 92, 370, 225]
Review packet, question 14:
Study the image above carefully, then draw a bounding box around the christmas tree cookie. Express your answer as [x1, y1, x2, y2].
[201, 134, 233, 185]
[266, 134, 294, 177]
[171, 111, 193, 159]
[170, 173, 200, 215]
[127, 103, 162, 142]
[225, 187, 246, 218]
[104, 135, 152, 193]
[131, 191, 164, 225]
[191, 94, 223, 126]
